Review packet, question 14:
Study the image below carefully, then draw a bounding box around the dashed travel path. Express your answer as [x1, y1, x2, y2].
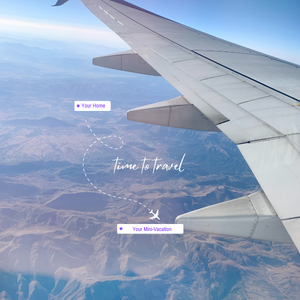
[82, 120, 153, 214]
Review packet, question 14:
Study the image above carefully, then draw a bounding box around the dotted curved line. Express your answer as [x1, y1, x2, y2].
[82, 120, 151, 213]
[85, 119, 123, 150]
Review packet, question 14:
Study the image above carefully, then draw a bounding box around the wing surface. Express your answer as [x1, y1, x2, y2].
[79, 0, 300, 250]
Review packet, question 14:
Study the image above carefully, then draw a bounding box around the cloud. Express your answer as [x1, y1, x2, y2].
[0, 18, 126, 48]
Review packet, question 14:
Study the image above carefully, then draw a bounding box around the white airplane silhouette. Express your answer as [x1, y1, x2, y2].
[149, 209, 160, 220]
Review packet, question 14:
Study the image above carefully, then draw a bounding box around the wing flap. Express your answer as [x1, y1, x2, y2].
[127, 96, 220, 131]
[93, 49, 160, 76]
[175, 190, 293, 244]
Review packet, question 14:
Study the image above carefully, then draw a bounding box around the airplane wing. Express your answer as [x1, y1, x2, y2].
[74, 0, 300, 250]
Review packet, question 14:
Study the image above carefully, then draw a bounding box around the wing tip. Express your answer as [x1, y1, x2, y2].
[52, 0, 69, 6]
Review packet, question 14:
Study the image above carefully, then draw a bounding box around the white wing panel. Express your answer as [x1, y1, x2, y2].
[238, 135, 300, 220]
[194, 51, 300, 101]
[175, 59, 226, 81]
[168, 34, 253, 53]
[132, 33, 195, 63]
[282, 219, 300, 251]
[201, 75, 269, 105]
[248, 106, 300, 135]
[287, 134, 300, 152]
[218, 119, 281, 144]
[239, 97, 289, 110]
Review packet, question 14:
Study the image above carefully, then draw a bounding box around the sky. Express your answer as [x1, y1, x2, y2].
[0, 0, 299, 63]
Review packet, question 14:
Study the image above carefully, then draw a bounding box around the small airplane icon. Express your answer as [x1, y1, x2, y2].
[149, 209, 160, 220]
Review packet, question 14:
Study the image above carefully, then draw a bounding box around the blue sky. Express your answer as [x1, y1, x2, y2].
[0, 0, 299, 63]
